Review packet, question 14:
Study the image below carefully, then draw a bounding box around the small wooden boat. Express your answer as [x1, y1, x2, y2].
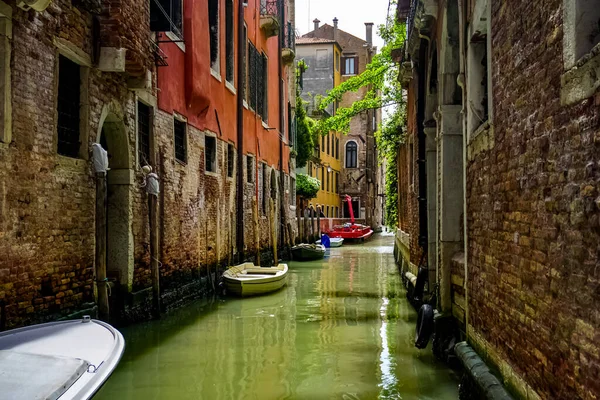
[292, 243, 326, 261]
[223, 263, 289, 297]
[0, 316, 124, 400]
[316, 237, 344, 248]
[325, 195, 374, 242]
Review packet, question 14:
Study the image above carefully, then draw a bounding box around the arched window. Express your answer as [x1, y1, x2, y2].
[345, 141, 357, 168]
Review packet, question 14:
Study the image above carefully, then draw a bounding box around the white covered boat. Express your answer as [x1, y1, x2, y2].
[223, 263, 289, 297]
[316, 237, 344, 248]
[0, 316, 125, 400]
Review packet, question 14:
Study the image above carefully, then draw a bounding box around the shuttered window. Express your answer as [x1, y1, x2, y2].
[341, 56, 358, 75]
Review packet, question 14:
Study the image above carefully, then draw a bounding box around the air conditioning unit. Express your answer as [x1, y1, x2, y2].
[18, 0, 52, 11]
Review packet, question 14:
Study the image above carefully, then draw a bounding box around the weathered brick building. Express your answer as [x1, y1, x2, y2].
[0, 0, 297, 329]
[395, 0, 600, 398]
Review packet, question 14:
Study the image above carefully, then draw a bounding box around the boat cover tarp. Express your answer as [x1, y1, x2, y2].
[0, 350, 87, 400]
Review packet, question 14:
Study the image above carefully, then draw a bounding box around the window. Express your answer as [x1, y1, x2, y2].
[150, 0, 183, 36]
[174, 118, 187, 163]
[342, 56, 358, 75]
[321, 167, 324, 189]
[335, 137, 339, 159]
[290, 177, 296, 206]
[326, 171, 330, 191]
[227, 143, 234, 177]
[256, 53, 268, 120]
[326, 206, 329, 217]
[335, 51, 340, 71]
[308, 162, 312, 177]
[345, 141, 357, 168]
[248, 43, 257, 110]
[57, 55, 81, 158]
[335, 206, 339, 218]
[0, 13, 11, 145]
[205, 136, 217, 172]
[246, 154, 255, 183]
[209, 0, 219, 73]
[335, 172, 339, 193]
[138, 101, 151, 166]
[226, 0, 234, 84]
[321, 135, 325, 150]
[243, 25, 248, 100]
[326, 133, 330, 154]
[562, 0, 600, 104]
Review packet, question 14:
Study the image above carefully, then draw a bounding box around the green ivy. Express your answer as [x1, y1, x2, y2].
[295, 60, 318, 169]
[310, 3, 407, 229]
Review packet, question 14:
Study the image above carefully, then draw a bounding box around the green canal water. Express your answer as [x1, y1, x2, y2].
[95, 234, 459, 400]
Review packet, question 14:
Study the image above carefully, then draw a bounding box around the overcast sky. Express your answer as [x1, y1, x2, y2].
[295, 0, 391, 50]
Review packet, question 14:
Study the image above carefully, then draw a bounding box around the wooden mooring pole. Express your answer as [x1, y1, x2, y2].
[95, 172, 109, 322]
[149, 191, 160, 318]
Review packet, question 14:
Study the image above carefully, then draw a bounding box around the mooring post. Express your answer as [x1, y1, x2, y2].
[95, 171, 109, 322]
[316, 205, 321, 241]
[271, 198, 278, 265]
[310, 204, 315, 242]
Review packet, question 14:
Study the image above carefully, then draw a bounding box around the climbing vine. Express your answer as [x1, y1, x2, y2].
[314, 3, 407, 228]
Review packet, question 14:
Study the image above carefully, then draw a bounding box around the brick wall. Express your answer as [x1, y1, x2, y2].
[467, 0, 600, 398]
[0, 0, 152, 328]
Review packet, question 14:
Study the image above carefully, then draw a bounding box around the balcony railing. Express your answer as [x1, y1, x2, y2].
[260, 0, 280, 37]
[282, 21, 295, 64]
[406, 0, 418, 39]
[260, 0, 279, 17]
[283, 22, 295, 51]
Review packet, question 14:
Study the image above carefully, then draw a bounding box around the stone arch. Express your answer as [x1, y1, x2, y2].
[97, 100, 135, 291]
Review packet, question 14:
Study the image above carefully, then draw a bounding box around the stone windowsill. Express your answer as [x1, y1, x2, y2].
[225, 81, 236, 95]
[561, 46, 600, 105]
[243, 99, 249, 109]
[469, 120, 490, 143]
[211, 69, 222, 82]
[165, 31, 185, 52]
[205, 170, 219, 177]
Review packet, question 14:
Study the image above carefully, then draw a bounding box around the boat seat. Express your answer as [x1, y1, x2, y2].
[0, 350, 88, 400]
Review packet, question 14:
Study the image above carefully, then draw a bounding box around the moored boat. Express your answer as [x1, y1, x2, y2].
[0, 316, 125, 400]
[223, 263, 289, 297]
[316, 237, 344, 248]
[325, 195, 374, 242]
[291, 243, 327, 261]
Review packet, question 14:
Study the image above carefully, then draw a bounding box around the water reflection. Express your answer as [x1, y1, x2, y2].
[95, 235, 458, 400]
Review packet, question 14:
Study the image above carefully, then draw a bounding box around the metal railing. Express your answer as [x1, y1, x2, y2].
[283, 21, 295, 51]
[260, 0, 279, 16]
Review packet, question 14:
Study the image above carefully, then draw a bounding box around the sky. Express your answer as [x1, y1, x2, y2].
[294, 0, 392, 50]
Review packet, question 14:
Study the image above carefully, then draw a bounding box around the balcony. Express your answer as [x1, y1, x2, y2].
[260, 0, 280, 38]
[282, 22, 295, 64]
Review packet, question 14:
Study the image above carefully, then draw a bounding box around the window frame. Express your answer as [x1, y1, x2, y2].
[150, 0, 184, 40]
[225, 0, 235, 85]
[342, 55, 358, 76]
[173, 117, 187, 164]
[209, 0, 220, 76]
[137, 100, 152, 167]
[345, 140, 358, 169]
[205, 134, 217, 174]
[0, 8, 11, 146]
[226, 142, 235, 178]
[246, 153, 255, 184]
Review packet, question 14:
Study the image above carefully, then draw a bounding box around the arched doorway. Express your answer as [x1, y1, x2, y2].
[97, 102, 134, 292]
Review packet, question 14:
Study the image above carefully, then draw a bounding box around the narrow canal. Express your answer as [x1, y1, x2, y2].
[95, 234, 459, 399]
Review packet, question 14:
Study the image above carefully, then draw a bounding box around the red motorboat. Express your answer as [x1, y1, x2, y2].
[326, 195, 374, 242]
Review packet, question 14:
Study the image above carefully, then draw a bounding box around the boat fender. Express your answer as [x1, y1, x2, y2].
[413, 267, 428, 303]
[415, 304, 434, 349]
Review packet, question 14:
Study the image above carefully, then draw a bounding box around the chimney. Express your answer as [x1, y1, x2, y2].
[365, 22, 374, 46]
[333, 17, 339, 42]
[313, 18, 320, 31]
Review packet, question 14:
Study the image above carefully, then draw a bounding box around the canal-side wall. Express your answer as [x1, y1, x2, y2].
[0, 0, 154, 330]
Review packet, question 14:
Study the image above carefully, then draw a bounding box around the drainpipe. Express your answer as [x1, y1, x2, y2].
[236, 0, 245, 261]
[456, 0, 468, 339]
